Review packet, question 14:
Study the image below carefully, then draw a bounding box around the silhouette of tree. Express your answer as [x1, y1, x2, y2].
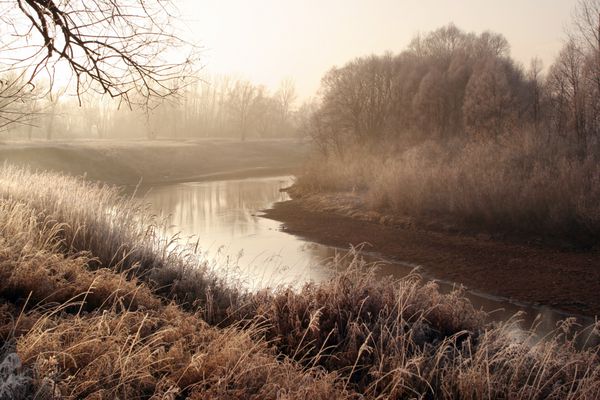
[0, 0, 196, 129]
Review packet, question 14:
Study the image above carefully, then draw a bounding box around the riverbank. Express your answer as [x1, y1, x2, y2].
[1, 166, 599, 398]
[0, 138, 308, 186]
[263, 193, 600, 318]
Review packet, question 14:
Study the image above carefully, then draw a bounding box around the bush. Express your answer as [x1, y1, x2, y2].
[296, 133, 600, 244]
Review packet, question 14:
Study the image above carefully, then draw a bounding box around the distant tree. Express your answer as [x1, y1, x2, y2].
[572, 0, 600, 139]
[527, 57, 544, 131]
[319, 64, 365, 142]
[306, 107, 344, 156]
[251, 87, 278, 137]
[445, 53, 473, 134]
[275, 78, 297, 130]
[572, 0, 600, 53]
[413, 24, 467, 61]
[473, 31, 510, 59]
[412, 68, 449, 138]
[318, 54, 396, 145]
[547, 41, 587, 146]
[44, 87, 67, 140]
[0, 74, 40, 131]
[227, 80, 258, 141]
[295, 100, 319, 139]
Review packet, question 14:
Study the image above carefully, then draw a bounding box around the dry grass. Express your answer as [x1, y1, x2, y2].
[295, 133, 600, 245]
[0, 185, 347, 399]
[0, 165, 599, 399]
[5, 306, 348, 399]
[0, 164, 246, 324]
[247, 253, 600, 398]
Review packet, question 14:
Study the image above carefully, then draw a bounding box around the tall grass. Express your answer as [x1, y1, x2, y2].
[295, 133, 600, 245]
[0, 189, 347, 399]
[0, 165, 599, 398]
[0, 164, 245, 323]
[248, 254, 600, 398]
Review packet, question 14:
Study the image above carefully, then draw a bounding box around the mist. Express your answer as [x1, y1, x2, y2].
[0, 1, 599, 399]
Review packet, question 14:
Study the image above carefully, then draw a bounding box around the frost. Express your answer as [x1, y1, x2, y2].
[0, 349, 30, 400]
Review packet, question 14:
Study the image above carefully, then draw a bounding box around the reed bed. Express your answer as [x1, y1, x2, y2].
[0, 165, 598, 399]
[295, 134, 600, 245]
[0, 190, 347, 399]
[0, 164, 244, 323]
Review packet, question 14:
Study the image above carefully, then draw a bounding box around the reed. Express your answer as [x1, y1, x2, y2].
[295, 133, 600, 245]
[0, 165, 598, 399]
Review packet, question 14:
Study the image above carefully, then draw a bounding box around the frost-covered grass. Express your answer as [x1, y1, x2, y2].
[0, 165, 598, 399]
[296, 134, 600, 245]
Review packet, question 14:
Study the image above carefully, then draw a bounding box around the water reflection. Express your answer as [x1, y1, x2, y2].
[140, 175, 593, 337]
[141, 176, 339, 288]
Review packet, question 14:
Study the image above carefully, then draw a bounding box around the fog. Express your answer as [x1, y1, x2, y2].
[181, 0, 572, 99]
[1, 2, 600, 398]
[0, 0, 576, 141]
[2, 75, 305, 140]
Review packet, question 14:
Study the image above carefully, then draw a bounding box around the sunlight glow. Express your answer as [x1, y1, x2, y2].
[180, 0, 572, 99]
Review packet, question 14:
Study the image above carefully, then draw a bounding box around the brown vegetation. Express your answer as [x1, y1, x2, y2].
[295, 133, 600, 246]
[262, 197, 600, 317]
[0, 196, 344, 399]
[0, 166, 599, 398]
[298, 2, 600, 245]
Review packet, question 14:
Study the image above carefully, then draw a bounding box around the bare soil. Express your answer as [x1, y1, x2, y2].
[263, 194, 600, 318]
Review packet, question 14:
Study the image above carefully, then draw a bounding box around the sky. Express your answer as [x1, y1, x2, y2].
[181, 0, 575, 100]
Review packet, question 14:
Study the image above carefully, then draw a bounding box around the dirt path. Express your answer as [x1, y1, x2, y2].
[263, 199, 600, 318]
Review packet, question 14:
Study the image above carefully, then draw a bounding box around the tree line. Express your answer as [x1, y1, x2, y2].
[1, 75, 307, 140]
[306, 0, 600, 158]
[0, 0, 308, 141]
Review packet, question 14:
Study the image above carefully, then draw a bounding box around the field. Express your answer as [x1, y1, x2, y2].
[0, 165, 599, 399]
[0, 138, 308, 186]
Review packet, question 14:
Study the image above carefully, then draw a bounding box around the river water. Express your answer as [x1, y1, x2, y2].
[139, 175, 592, 335]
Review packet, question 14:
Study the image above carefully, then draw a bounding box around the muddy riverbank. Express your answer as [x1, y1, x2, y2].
[263, 195, 600, 318]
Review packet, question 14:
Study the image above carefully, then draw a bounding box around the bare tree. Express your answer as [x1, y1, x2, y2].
[0, 74, 40, 130]
[252, 86, 277, 137]
[412, 68, 448, 138]
[0, 0, 196, 130]
[548, 41, 587, 146]
[44, 85, 67, 140]
[463, 59, 517, 138]
[572, 0, 600, 52]
[274, 78, 297, 129]
[527, 57, 544, 131]
[227, 80, 257, 141]
[572, 0, 600, 138]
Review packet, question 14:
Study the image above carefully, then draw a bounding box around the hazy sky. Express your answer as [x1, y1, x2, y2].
[181, 0, 576, 99]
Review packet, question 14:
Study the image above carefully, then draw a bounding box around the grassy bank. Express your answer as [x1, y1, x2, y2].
[0, 165, 599, 399]
[295, 134, 600, 247]
[0, 138, 308, 186]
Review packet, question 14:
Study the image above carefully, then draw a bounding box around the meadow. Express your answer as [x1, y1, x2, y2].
[0, 138, 307, 186]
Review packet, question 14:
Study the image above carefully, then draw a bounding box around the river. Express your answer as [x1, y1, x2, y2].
[139, 174, 592, 337]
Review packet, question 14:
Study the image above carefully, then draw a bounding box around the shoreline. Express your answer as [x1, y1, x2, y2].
[133, 166, 296, 188]
[262, 196, 600, 318]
